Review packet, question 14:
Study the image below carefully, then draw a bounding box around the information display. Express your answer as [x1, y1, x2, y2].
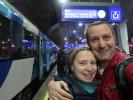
[61, 6, 122, 22]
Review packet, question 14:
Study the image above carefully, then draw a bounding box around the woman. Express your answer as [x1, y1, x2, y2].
[52, 47, 100, 100]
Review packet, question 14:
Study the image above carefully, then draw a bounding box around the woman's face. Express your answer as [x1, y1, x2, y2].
[71, 50, 97, 83]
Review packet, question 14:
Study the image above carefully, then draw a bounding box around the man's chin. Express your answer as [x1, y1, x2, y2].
[97, 56, 109, 61]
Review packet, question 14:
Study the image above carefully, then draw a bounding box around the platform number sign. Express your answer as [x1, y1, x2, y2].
[109, 6, 122, 22]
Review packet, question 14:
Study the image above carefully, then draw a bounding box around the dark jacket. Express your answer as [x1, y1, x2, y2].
[54, 75, 99, 100]
[56, 50, 66, 75]
[97, 50, 133, 100]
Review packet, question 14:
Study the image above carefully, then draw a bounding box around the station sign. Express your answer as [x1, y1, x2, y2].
[61, 6, 122, 22]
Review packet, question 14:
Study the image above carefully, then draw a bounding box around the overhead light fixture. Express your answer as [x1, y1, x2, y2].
[64, 37, 67, 41]
[78, 22, 83, 26]
[59, 0, 69, 4]
[73, 30, 76, 33]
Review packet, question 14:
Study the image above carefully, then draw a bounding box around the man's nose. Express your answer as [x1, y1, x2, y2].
[98, 38, 106, 49]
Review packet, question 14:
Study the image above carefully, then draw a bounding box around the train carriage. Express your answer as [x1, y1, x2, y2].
[0, 0, 58, 99]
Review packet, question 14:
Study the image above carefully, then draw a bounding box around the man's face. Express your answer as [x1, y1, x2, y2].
[87, 23, 116, 62]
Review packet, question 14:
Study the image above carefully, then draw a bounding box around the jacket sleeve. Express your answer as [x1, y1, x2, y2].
[125, 62, 133, 93]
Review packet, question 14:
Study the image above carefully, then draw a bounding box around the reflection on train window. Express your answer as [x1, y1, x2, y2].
[0, 15, 12, 59]
[22, 28, 36, 57]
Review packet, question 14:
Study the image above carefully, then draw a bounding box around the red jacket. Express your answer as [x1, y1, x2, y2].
[97, 50, 133, 100]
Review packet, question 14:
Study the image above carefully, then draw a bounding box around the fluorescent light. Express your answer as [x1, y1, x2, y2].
[59, 0, 69, 4]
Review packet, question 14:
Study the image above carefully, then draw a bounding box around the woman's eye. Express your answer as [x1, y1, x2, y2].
[80, 62, 86, 65]
[80, 61, 87, 65]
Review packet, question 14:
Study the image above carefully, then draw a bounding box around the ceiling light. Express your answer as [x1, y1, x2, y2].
[78, 22, 83, 26]
[64, 37, 67, 41]
[59, 0, 69, 4]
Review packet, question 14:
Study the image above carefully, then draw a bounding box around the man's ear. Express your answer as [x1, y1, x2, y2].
[114, 36, 116, 43]
[71, 66, 74, 72]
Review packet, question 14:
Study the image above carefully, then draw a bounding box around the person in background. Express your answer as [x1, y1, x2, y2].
[56, 49, 66, 75]
[48, 21, 133, 100]
[50, 47, 99, 100]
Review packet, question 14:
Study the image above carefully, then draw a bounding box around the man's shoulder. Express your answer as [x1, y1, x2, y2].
[115, 50, 128, 60]
[108, 50, 128, 67]
[124, 58, 133, 72]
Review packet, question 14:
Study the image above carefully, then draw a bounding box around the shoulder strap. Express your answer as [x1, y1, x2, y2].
[115, 57, 133, 99]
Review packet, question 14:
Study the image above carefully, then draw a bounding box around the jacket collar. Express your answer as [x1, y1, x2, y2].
[105, 49, 128, 69]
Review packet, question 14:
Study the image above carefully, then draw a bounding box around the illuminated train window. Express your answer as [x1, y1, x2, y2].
[22, 28, 37, 57]
[0, 15, 12, 59]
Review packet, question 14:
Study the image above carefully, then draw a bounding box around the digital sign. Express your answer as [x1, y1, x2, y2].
[64, 9, 98, 19]
[61, 6, 122, 22]
[109, 6, 122, 22]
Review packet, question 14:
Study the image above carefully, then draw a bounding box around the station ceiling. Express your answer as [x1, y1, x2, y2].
[7, 0, 133, 49]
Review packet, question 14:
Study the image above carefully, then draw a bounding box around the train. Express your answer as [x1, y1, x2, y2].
[0, 0, 59, 99]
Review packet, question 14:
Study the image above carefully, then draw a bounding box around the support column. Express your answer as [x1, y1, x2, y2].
[118, 20, 129, 54]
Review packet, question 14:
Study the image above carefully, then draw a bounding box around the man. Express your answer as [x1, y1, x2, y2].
[48, 21, 133, 100]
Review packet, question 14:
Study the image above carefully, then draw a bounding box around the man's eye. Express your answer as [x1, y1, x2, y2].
[90, 38, 98, 43]
[103, 35, 111, 41]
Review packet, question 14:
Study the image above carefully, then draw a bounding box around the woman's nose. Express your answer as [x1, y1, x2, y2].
[86, 64, 92, 71]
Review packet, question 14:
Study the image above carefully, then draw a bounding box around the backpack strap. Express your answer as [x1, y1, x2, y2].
[115, 57, 133, 99]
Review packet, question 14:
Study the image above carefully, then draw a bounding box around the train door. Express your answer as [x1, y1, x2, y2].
[39, 34, 45, 80]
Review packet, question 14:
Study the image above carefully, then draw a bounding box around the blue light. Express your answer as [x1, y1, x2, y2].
[22, 39, 29, 43]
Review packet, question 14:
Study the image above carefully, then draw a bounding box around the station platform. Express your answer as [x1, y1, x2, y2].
[32, 66, 57, 100]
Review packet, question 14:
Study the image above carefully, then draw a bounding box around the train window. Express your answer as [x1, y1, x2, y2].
[0, 15, 12, 59]
[22, 28, 36, 57]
